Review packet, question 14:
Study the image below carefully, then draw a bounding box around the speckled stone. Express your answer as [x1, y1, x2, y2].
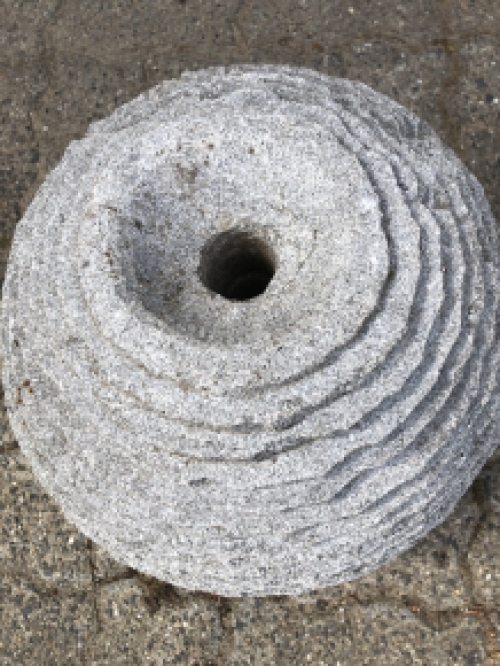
[349, 603, 487, 665]
[1, 64, 499, 597]
[89, 579, 222, 665]
[0, 575, 94, 666]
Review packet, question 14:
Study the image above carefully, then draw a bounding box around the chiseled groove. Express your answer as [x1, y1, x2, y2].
[175, 383, 499, 578]
[255, 169, 461, 463]
[157, 351, 500, 563]
[236, 91, 414, 399]
[281, 380, 498, 560]
[304, 478, 444, 556]
[265, 149, 436, 435]
[368, 388, 498, 543]
[319, 176, 487, 493]
[369, 105, 429, 146]
[321, 207, 495, 517]
[307, 120, 486, 428]
[232, 141, 399, 398]
[458, 168, 500, 267]
[155, 383, 500, 575]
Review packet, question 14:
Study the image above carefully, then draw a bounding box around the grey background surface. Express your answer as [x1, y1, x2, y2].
[0, 0, 499, 664]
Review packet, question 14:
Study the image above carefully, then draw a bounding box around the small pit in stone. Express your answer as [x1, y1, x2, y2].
[198, 229, 277, 301]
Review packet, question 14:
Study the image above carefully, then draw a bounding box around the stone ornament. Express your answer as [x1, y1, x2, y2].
[2, 64, 499, 597]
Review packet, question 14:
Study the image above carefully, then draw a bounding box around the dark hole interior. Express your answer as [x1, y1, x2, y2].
[198, 229, 277, 301]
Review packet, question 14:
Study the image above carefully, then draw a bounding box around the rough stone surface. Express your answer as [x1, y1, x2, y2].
[0, 574, 94, 666]
[88, 579, 223, 665]
[1, 64, 500, 598]
[0, 451, 93, 590]
[349, 603, 488, 665]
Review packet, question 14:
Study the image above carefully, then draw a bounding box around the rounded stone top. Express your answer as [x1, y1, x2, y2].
[2, 64, 499, 597]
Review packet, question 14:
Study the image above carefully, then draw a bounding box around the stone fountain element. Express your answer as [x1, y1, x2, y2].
[2, 64, 499, 597]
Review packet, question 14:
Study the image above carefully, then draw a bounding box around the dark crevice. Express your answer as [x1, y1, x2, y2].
[85, 540, 102, 635]
[135, 573, 183, 617]
[213, 597, 236, 666]
[96, 569, 136, 587]
[0, 440, 20, 453]
[457, 474, 493, 596]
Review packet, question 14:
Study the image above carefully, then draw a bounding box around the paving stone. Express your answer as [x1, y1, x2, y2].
[343, 42, 448, 138]
[50, 0, 242, 65]
[456, 39, 500, 222]
[286, 583, 347, 608]
[487, 610, 500, 656]
[447, 0, 500, 36]
[31, 54, 150, 140]
[237, 0, 440, 51]
[48, 0, 344, 72]
[227, 596, 352, 666]
[89, 579, 222, 665]
[349, 602, 488, 665]
[487, 454, 500, 512]
[0, 72, 40, 242]
[49, 0, 349, 92]
[0, 573, 94, 666]
[0, 451, 93, 589]
[0, 0, 61, 65]
[0, 77, 36, 156]
[484, 444, 500, 472]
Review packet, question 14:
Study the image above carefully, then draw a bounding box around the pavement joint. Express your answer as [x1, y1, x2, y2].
[85, 540, 103, 637]
[458, 477, 493, 597]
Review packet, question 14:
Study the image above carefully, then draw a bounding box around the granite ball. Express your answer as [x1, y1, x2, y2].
[2, 64, 499, 597]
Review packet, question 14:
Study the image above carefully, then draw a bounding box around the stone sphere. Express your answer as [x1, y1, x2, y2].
[2, 64, 499, 597]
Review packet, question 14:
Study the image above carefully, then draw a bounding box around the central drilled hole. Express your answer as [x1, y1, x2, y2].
[198, 229, 277, 301]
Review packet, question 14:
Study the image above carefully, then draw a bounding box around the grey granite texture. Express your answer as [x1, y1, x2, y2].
[1, 63, 499, 598]
[1, 1, 500, 663]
